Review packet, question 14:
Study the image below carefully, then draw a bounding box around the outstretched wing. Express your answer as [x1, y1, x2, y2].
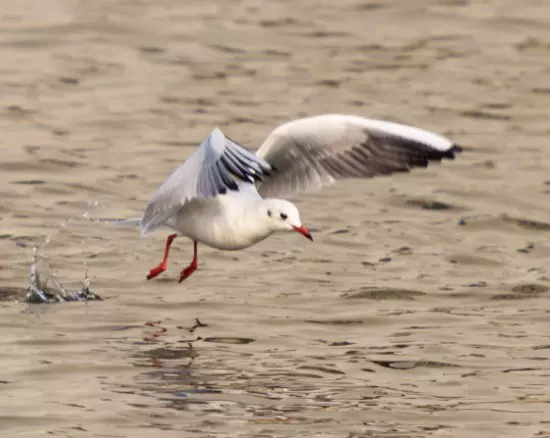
[255, 114, 462, 198]
[140, 128, 272, 235]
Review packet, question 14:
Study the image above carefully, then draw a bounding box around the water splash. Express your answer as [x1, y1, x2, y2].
[24, 201, 102, 304]
[25, 246, 102, 304]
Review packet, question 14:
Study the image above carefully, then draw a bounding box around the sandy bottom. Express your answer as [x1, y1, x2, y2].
[1, 0, 550, 437]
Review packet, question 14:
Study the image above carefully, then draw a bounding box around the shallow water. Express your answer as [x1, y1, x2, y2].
[1, 0, 550, 436]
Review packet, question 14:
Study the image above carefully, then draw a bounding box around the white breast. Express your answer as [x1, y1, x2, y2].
[164, 193, 272, 250]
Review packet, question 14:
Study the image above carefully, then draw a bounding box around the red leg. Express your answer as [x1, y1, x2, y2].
[179, 241, 198, 283]
[146, 234, 177, 280]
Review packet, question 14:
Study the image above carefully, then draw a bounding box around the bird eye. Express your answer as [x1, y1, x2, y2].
[280, 213, 288, 220]
[267, 210, 272, 217]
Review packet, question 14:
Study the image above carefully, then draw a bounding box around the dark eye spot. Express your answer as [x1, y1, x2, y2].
[267, 210, 272, 217]
[280, 213, 288, 220]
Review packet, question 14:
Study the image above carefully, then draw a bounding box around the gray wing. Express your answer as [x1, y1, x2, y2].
[140, 128, 272, 235]
[255, 114, 462, 198]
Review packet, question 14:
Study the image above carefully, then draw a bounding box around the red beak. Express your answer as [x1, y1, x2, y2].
[293, 225, 313, 241]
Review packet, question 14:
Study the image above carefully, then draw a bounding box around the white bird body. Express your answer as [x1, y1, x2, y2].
[164, 190, 273, 251]
[124, 114, 461, 282]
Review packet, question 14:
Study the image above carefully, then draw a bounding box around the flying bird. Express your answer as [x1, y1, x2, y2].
[132, 114, 462, 282]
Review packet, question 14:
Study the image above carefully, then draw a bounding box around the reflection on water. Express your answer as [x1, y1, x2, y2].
[129, 344, 202, 412]
[107, 318, 397, 431]
[98, 307, 550, 436]
[111, 319, 209, 414]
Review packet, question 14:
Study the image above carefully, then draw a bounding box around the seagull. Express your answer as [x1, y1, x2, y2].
[131, 114, 462, 283]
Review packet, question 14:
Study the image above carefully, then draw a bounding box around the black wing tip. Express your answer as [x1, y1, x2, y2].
[451, 143, 463, 154]
[442, 143, 464, 160]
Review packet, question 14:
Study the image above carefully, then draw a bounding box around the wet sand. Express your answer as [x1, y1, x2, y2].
[1, 0, 550, 436]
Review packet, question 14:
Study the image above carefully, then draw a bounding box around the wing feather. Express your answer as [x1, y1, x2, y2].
[140, 128, 271, 235]
[255, 114, 461, 198]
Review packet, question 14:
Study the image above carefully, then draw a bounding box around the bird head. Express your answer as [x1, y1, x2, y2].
[262, 199, 313, 241]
